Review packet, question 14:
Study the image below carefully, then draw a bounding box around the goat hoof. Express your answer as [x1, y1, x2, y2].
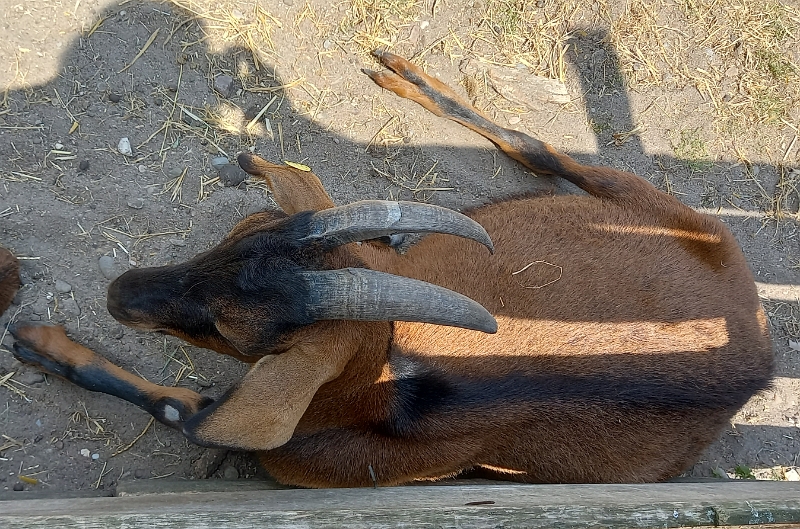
[9, 323, 82, 377]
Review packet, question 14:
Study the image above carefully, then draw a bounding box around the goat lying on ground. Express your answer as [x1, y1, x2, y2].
[10, 51, 773, 487]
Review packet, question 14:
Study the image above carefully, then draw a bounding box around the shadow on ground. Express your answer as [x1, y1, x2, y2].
[0, 0, 797, 491]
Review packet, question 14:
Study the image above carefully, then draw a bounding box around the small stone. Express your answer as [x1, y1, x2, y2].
[419, 20, 429, 30]
[18, 371, 45, 386]
[213, 74, 235, 98]
[138, 165, 147, 174]
[323, 39, 333, 50]
[134, 468, 147, 479]
[79, 159, 90, 171]
[751, 165, 760, 176]
[98, 256, 118, 280]
[55, 440, 64, 449]
[108, 93, 122, 103]
[409, 24, 421, 45]
[508, 116, 521, 125]
[789, 340, 800, 352]
[54, 142, 64, 150]
[218, 164, 248, 187]
[61, 298, 81, 317]
[222, 465, 239, 480]
[210, 156, 229, 169]
[118, 137, 133, 156]
[13, 482, 24, 491]
[786, 468, 800, 481]
[80, 448, 91, 457]
[55, 279, 72, 293]
[283, 0, 293, 5]
[196, 378, 212, 388]
[127, 198, 144, 209]
[92, 453, 100, 460]
[169, 238, 186, 247]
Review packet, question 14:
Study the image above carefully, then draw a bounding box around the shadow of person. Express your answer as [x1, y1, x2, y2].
[0, 0, 797, 490]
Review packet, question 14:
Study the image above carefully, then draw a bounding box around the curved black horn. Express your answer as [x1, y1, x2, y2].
[302, 268, 497, 333]
[299, 200, 494, 253]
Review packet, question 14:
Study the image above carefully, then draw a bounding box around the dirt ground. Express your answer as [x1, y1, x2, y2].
[1, 0, 799, 494]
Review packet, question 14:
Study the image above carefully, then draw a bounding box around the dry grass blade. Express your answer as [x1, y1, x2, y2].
[245, 95, 277, 131]
[606, 0, 800, 128]
[118, 28, 161, 74]
[163, 166, 188, 202]
[111, 417, 155, 457]
[0, 434, 24, 453]
[0, 372, 28, 399]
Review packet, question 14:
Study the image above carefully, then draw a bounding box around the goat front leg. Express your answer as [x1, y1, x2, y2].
[364, 51, 654, 201]
[10, 323, 212, 429]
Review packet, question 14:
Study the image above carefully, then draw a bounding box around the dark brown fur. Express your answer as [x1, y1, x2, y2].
[10, 52, 773, 487]
[0, 247, 20, 315]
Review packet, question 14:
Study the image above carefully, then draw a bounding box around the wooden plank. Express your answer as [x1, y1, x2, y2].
[2, 482, 800, 528]
[115, 477, 288, 496]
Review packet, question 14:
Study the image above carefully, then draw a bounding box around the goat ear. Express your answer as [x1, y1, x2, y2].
[238, 153, 335, 214]
[182, 340, 350, 451]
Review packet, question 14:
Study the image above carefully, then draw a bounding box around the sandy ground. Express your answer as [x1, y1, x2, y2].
[1, 0, 799, 493]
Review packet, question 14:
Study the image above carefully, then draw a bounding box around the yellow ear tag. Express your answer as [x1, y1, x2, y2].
[284, 161, 311, 172]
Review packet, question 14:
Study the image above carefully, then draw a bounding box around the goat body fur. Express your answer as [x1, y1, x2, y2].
[10, 52, 772, 488]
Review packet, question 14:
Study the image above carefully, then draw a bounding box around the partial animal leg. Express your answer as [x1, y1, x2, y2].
[10, 323, 212, 428]
[364, 51, 655, 201]
[0, 247, 20, 315]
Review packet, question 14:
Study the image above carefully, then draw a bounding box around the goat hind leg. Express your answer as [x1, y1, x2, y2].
[10, 322, 212, 429]
[365, 51, 654, 201]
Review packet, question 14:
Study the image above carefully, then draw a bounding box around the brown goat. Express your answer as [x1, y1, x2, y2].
[10, 51, 772, 487]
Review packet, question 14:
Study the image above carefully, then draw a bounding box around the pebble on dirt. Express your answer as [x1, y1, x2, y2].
[210, 156, 229, 169]
[222, 465, 239, 480]
[108, 92, 122, 103]
[13, 483, 24, 491]
[98, 256, 118, 280]
[61, 298, 81, 317]
[78, 159, 90, 171]
[213, 74, 235, 98]
[127, 198, 144, 209]
[218, 164, 248, 187]
[55, 279, 72, 293]
[118, 137, 133, 156]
